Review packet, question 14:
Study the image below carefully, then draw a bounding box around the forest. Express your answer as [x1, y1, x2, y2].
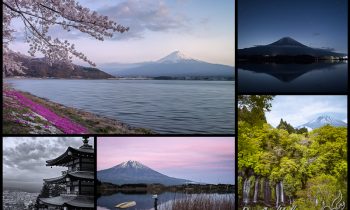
[238, 96, 347, 209]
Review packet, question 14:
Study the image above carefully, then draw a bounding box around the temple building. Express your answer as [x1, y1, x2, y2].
[39, 137, 95, 209]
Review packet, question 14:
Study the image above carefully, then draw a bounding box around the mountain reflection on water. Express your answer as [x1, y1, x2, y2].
[238, 61, 347, 93]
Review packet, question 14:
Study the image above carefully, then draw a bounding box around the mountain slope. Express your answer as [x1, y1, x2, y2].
[8, 53, 115, 79]
[100, 51, 234, 78]
[297, 115, 347, 130]
[97, 160, 194, 186]
[238, 37, 346, 58]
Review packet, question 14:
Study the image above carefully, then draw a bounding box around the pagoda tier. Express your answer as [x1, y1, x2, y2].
[46, 146, 94, 167]
[40, 195, 94, 209]
[44, 171, 94, 184]
[39, 137, 95, 209]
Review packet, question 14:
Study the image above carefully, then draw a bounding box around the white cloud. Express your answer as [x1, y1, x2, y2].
[265, 96, 347, 127]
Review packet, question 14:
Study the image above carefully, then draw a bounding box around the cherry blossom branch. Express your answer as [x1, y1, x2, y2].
[3, 0, 129, 75]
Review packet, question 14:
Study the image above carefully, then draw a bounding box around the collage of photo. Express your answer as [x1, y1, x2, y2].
[1, 0, 348, 210]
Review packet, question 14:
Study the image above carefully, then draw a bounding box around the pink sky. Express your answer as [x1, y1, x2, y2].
[97, 137, 235, 184]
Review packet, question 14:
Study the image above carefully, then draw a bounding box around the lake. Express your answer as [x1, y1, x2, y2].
[7, 79, 235, 134]
[238, 62, 347, 93]
[97, 192, 234, 210]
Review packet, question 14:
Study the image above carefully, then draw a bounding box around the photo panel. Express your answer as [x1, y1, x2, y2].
[237, 0, 348, 94]
[3, 0, 235, 135]
[2, 136, 96, 209]
[237, 95, 347, 209]
[97, 137, 235, 210]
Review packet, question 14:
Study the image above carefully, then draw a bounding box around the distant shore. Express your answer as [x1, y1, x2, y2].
[3, 84, 154, 134]
[6, 76, 234, 81]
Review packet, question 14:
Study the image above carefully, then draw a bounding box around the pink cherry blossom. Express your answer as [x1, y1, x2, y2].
[3, 0, 129, 75]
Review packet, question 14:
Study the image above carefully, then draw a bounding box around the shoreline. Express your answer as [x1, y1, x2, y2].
[5, 76, 235, 81]
[3, 85, 154, 134]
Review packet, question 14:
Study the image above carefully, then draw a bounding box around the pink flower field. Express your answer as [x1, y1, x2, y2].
[4, 89, 88, 134]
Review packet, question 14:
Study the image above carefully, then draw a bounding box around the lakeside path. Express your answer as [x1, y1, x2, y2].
[3, 84, 154, 134]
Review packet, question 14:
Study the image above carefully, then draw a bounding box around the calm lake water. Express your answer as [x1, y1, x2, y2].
[238, 62, 347, 93]
[97, 192, 234, 210]
[7, 79, 235, 134]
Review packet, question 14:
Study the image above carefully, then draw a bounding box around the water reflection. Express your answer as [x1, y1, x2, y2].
[238, 61, 347, 93]
[97, 192, 234, 210]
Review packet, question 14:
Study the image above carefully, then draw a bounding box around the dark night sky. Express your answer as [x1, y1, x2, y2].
[238, 0, 348, 53]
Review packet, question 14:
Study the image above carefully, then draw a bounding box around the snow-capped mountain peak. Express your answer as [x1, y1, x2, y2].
[118, 160, 148, 169]
[157, 51, 195, 63]
[98, 160, 195, 186]
[297, 115, 347, 130]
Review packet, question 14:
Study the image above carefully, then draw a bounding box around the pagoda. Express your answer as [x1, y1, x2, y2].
[39, 137, 95, 209]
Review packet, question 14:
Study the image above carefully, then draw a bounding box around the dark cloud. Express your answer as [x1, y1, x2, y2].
[313, 32, 321, 36]
[3, 137, 84, 170]
[3, 137, 94, 191]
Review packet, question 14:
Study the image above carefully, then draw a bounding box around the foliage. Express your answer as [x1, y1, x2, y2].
[38, 183, 65, 198]
[3, 0, 129, 74]
[238, 95, 274, 127]
[4, 89, 87, 133]
[238, 98, 347, 207]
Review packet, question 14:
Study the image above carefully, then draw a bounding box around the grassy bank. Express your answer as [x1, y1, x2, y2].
[3, 85, 154, 134]
[159, 194, 235, 210]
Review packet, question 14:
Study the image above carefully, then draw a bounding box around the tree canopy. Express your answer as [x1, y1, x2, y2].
[238, 96, 347, 208]
[3, 0, 129, 74]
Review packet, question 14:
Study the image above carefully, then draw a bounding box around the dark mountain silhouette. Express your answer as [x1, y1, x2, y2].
[97, 160, 196, 186]
[238, 37, 346, 59]
[7, 53, 115, 79]
[100, 51, 234, 78]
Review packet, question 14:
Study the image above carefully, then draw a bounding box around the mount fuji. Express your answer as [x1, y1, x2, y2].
[97, 160, 195, 186]
[296, 115, 347, 130]
[100, 51, 234, 78]
[238, 37, 346, 58]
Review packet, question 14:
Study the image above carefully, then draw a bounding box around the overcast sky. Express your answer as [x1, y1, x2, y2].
[97, 137, 235, 184]
[3, 137, 94, 192]
[9, 0, 234, 66]
[265, 95, 347, 127]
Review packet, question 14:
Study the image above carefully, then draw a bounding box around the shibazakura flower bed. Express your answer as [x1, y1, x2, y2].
[4, 89, 87, 134]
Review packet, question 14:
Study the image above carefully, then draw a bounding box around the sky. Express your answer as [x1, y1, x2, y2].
[97, 137, 235, 184]
[238, 0, 348, 53]
[265, 95, 348, 127]
[9, 0, 234, 66]
[3, 137, 94, 192]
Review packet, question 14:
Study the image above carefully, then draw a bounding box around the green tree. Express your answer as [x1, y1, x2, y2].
[238, 95, 274, 126]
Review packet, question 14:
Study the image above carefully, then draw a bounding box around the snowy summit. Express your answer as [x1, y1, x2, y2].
[118, 160, 148, 169]
[157, 51, 196, 63]
[297, 115, 347, 130]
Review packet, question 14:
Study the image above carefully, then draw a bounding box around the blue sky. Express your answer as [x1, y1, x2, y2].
[265, 96, 348, 127]
[9, 0, 234, 66]
[238, 0, 347, 53]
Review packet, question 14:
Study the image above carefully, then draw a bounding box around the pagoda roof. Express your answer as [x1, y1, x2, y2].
[39, 195, 94, 208]
[46, 146, 94, 166]
[44, 171, 94, 184]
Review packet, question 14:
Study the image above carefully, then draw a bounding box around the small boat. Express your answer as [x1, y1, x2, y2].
[115, 201, 136, 209]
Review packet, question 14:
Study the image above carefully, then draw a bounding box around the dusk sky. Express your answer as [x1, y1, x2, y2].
[97, 137, 235, 184]
[266, 96, 347, 127]
[9, 0, 234, 66]
[3, 137, 94, 192]
[238, 0, 347, 53]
